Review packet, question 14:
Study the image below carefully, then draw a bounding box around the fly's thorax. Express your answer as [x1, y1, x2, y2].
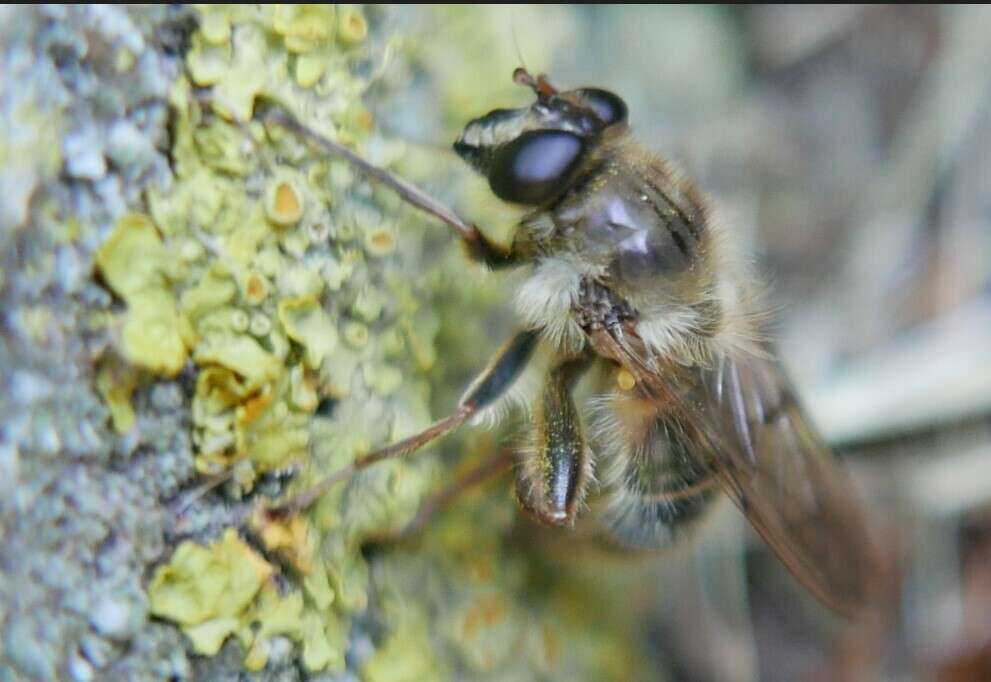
[548, 146, 718, 309]
[543, 145, 744, 366]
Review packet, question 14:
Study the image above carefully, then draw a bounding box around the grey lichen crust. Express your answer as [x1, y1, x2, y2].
[1, 6, 197, 680]
[2, 5, 651, 681]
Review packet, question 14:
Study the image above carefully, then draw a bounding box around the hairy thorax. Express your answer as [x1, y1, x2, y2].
[513, 139, 741, 366]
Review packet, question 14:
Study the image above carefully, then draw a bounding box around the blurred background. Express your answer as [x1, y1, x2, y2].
[386, 5, 991, 681]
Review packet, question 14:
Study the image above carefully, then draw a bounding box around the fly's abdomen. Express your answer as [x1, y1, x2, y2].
[591, 389, 719, 550]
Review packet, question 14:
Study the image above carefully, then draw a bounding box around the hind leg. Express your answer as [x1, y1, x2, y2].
[398, 448, 514, 539]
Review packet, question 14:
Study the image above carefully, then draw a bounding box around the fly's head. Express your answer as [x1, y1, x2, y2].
[453, 68, 628, 206]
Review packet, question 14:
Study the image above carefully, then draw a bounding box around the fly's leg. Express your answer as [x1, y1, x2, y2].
[258, 103, 522, 269]
[270, 330, 541, 517]
[515, 356, 593, 526]
[391, 448, 514, 540]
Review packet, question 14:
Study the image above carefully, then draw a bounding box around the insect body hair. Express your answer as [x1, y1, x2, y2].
[514, 254, 599, 355]
[588, 388, 720, 550]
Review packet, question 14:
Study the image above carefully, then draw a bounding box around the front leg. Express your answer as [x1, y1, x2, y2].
[260, 103, 521, 269]
[515, 356, 593, 526]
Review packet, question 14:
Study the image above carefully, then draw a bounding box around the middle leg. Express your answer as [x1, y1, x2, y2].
[270, 329, 542, 516]
[394, 447, 515, 540]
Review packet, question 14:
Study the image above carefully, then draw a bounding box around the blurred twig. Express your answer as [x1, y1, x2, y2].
[839, 6, 991, 347]
[812, 298, 991, 447]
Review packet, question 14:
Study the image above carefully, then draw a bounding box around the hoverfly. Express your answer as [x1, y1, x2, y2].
[264, 67, 885, 616]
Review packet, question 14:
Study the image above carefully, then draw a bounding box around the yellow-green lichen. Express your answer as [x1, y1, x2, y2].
[253, 509, 318, 574]
[362, 363, 403, 397]
[147, 529, 273, 654]
[204, 24, 271, 122]
[183, 617, 242, 657]
[199, 11, 232, 46]
[147, 526, 348, 672]
[95, 357, 139, 434]
[445, 591, 517, 672]
[363, 225, 397, 257]
[229, 308, 250, 333]
[186, 32, 229, 87]
[245, 584, 347, 673]
[194, 119, 254, 176]
[248, 311, 272, 337]
[241, 586, 305, 670]
[295, 53, 326, 88]
[225, 207, 271, 267]
[241, 270, 270, 305]
[303, 561, 335, 610]
[272, 4, 337, 54]
[337, 7, 368, 47]
[352, 287, 386, 322]
[235, 383, 310, 472]
[343, 320, 369, 348]
[265, 178, 305, 227]
[322, 250, 358, 290]
[134, 5, 656, 679]
[362, 625, 445, 682]
[114, 45, 137, 73]
[180, 263, 238, 323]
[194, 332, 281, 388]
[277, 296, 338, 369]
[95, 213, 188, 375]
[278, 263, 324, 299]
[288, 363, 319, 411]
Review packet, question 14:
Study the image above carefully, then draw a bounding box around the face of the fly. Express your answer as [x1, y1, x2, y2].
[453, 69, 628, 206]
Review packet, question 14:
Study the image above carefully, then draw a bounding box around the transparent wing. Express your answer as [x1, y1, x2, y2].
[588, 325, 887, 616]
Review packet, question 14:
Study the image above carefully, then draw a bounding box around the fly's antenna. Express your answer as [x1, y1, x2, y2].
[513, 67, 558, 99]
[511, 15, 527, 74]
[508, 18, 557, 99]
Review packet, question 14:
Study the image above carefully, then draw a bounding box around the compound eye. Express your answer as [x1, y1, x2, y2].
[577, 88, 628, 127]
[488, 130, 586, 205]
